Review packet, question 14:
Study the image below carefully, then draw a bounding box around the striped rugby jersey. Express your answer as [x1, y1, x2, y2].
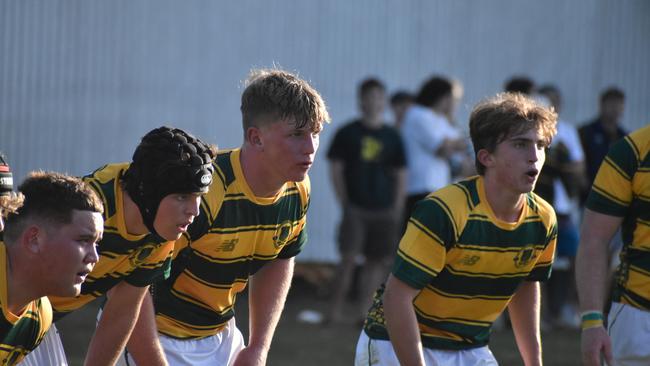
[153, 149, 310, 339]
[49, 163, 173, 318]
[586, 125, 650, 310]
[0, 243, 52, 365]
[364, 175, 557, 350]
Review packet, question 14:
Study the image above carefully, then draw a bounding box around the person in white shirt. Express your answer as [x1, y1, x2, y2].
[400, 76, 467, 229]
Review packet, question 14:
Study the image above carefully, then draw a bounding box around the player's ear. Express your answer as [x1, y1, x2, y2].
[22, 225, 43, 254]
[476, 149, 494, 169]
[245, 126, 264, 150]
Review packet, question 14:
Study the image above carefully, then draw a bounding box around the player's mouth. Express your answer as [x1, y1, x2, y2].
[298, 161, 313, 170]
[177, 222, 192, 232]
[76, 270, 91, 283]
[525, 169, 539, 182]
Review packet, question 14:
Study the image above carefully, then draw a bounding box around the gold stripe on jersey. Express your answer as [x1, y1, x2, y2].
[0, 244, 52, 365]
[364, 175, 557, 350]
[154, 149, 310, 339]
[49, 163, 174, 317]
[586, 125, 650, 310]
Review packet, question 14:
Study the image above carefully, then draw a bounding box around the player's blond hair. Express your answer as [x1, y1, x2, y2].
[0, 192, 24, 217]
[240, 68, 330, 133]
[469, 92, 557, 175]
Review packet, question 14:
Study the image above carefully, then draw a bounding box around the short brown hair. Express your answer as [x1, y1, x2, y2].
[4, 171, 104, 243]
[240, 68, 330, 132]
[469, 93, 557, 175]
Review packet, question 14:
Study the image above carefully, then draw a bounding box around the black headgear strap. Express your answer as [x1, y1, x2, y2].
[123, 127, 214, 237]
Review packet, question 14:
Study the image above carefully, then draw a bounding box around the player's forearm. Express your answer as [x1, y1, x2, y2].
[84, 283, 148, 366]
[248, 258, 294, 353]
[575, 209, 621, 313]
[126, 292, 168, 365]
[508, 281, 542, 366]
[384, 276, 425, 366]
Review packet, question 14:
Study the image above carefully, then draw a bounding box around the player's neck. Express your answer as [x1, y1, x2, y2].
[239, 144, 285, 198]
[5, 247, 41, 315]
[121, 189, 149, 236]
[482, 175, 525, 223]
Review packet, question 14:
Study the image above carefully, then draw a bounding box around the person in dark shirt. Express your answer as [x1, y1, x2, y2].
[328, 78, 407, 324]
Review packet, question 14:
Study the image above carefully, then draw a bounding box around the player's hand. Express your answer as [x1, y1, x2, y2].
[581, 326, 613, 366]
[232, 345, 267, 366]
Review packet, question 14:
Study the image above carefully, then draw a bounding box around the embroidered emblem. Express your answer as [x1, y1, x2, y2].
[513, 246, 537, 268]
[273, 221, 294, 249]
[129, 244, 156, 267]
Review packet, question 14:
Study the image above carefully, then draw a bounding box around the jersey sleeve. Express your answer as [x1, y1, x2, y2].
[392, 196, 456, 289]
[124, 241, 174, 287]
[586, 135, 638, 217]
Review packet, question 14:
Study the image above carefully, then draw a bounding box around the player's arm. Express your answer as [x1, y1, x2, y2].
[233, 257, 294, 366]
[575, 208, 621, 366]
[383, 274, 426, 366]
[507, 281, 542, 366]
[125, 292, 168, 365]
[83, 281, 149, 366]
[328, 159, 347, 206]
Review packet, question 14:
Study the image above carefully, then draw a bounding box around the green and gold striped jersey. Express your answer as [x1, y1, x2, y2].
[153, 149, 309, 339]
[586, 125, 650, 310]
[0, 243, 52, 365]
[364, 175, 557, 350]
[49, 163, 174, 318]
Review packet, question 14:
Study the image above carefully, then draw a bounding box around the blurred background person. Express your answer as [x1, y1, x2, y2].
[327, 78, 406, 325]
[536, 84, 587, 329]
[401, 75, 467, 230]
[389, 90, 414, 129]
[579, 87, 627, 200]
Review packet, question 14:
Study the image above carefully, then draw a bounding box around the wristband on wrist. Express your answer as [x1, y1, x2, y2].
[580, 310, 604, 330]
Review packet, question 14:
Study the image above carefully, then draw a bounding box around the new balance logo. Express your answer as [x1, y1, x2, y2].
[458, 255, 481, 266]
[218, 239, 238, 252]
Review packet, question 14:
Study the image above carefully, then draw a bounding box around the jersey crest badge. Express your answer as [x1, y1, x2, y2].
[273, 221, 293, 249]
[513, 246, 538, 268]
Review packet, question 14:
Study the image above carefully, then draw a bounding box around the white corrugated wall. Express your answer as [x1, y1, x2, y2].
[1, 0, 648, 262]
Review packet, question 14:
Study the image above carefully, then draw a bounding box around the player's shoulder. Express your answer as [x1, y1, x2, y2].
[526, 191, 556, 227]
[423, 176, 480, 218]
[85, 162, 129, 184]
[624, 125, 650, 160]
[211, 149, 237, 190]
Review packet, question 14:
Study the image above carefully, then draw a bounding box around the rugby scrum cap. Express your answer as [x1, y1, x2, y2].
[0, 153, 13, 196]
[123, 126, 215, 236]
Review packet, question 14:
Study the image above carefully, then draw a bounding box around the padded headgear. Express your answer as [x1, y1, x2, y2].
[0, 153, 13, 197]
[122, 127, 215, 236]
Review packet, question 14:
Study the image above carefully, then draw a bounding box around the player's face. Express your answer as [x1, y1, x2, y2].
[153, 193, 202, 241]
[486, 127, 547, 194]
[41, 210, 103, 297]
[259, 119, 321, 184]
